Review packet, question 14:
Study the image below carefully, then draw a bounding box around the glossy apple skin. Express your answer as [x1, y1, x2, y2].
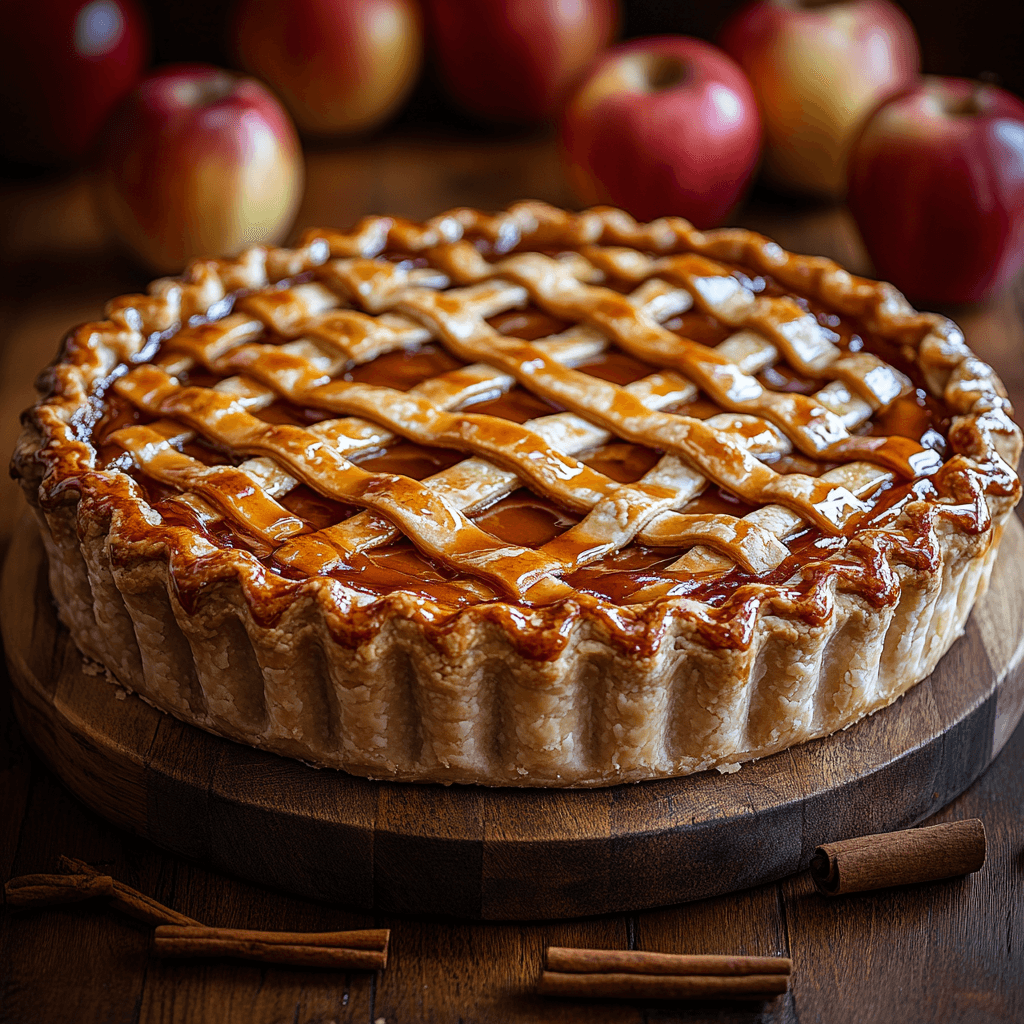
[848, 78, 1024, 305]
[231, 0, 422, 136]
[424, 0, 618, 123]
[720, 0, 919, 199]
[0, 0, 148, 165]
[96, 65, 304, 274]
[560, 37, 761, 228]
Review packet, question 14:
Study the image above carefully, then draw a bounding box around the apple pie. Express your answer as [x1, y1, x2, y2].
[13, 202, 1021, 786]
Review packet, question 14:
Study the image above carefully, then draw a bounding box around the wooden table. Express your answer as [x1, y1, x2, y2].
[2, 134, 1023, 1023]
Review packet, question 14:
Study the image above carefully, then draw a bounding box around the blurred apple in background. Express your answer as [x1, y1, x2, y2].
[424, 0, 619, 123]
[720, 0, 919, 199]
[848, 78, 1024, 305]
[96, 65, 304, 273]
[560, 37, 761, 227]
[230, 0, 422, 136]
[0, 0, 148, 165]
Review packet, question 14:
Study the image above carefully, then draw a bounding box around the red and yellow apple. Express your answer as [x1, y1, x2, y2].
[848, 77, 1024, 305]
[96, 65, 304, 274]
[719, 0, 919, 199]
[423, 0, 618, 123]
[0, 0, 148, 165]
[230, 0, 422, 136]
[560, 37, 762, 228]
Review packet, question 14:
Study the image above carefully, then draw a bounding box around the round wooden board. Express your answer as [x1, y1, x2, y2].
[5, 515, 1024, 921]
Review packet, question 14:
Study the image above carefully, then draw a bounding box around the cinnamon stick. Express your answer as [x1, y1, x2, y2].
[546, 947, 792, 977]
[153, 925, 390, 970]
[10, 858, 390, 973]
[57, 856, 200, 926]
[810, 819, 986, 896]
[4, 872, 114, 908]
[538, 949, 791, 1002]
[537, 971, 789, 1001]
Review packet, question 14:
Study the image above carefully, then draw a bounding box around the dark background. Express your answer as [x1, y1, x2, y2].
[140, 0, 1023, 127]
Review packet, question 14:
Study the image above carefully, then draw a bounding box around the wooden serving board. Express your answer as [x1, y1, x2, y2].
[4, 514, 1024, 921]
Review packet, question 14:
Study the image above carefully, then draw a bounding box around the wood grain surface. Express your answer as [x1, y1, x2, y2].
[3, 137, 1024, 1023]
[4, 512, 1024, 922]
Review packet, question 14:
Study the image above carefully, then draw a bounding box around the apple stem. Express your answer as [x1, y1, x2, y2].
[647, 56, 690, 92]
[170, 72, 238, 110]
[945, 88, 987, 117]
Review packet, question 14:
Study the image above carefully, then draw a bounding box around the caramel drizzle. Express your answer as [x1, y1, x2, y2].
[104, 245, 947, 604]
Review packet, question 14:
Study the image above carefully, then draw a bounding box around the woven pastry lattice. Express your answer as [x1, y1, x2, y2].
[38, 203, 1017, 614]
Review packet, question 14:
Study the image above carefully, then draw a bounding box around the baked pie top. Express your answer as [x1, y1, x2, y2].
[18, 202, 1022, 659]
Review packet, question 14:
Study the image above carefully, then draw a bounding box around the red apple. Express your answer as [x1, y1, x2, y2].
[0, 0, 148, 165]
[423, 0, 618, 123]
[560, 37, 762, 228]
[848, 77, 1024, 305]
[230, 0, 423, 136]
[719, 0, 919, 199]
[96, 65, 304, 274]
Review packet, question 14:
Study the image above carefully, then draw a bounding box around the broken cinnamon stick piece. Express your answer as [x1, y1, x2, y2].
[546, 948, 792, 977]
[153, 925, 390, 970]
[537, 971, 788, 1001]
[57, 856, 107, 877]
[810, 819, 986, 896]
[57, 856, 200, 926]
[4, 872, 114, 908]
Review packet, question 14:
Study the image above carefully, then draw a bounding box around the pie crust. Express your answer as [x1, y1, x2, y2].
[12, 202, 1022, 787]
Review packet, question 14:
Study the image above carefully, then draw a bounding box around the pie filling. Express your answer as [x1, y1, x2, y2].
[26, 209, 1021, 659]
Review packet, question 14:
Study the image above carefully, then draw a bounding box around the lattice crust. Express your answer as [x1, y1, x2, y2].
[13, 202, 1023, 786]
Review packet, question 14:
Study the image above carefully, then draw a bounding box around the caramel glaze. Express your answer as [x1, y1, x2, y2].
[92, 393, 148, 467]
[346, 342, 463, 390]
[26, 248, 1021, 660]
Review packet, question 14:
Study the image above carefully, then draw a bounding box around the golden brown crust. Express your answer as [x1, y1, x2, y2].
[12, 202, 1022, 786]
